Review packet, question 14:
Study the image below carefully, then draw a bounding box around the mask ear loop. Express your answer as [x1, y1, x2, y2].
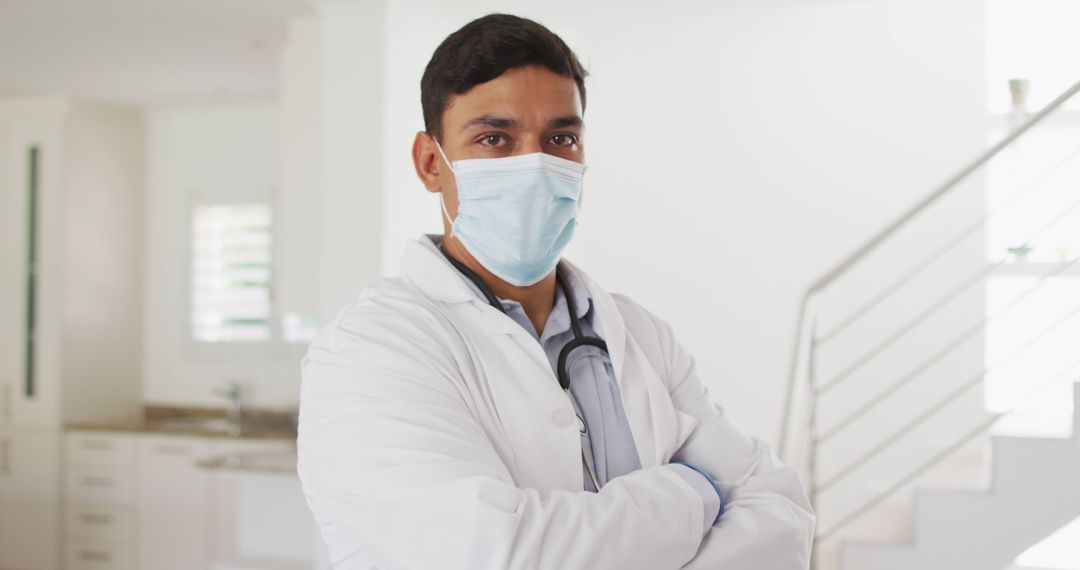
[433, 137, 458, 237]
[432, 137, 457, 174]
[439, 192, 457, 237]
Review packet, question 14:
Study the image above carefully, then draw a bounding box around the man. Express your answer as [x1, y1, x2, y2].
[297, 13, 814, 570]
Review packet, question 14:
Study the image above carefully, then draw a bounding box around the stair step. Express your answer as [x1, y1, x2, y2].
[834, 383, 1080, 570]
[840, 542, 918, 570]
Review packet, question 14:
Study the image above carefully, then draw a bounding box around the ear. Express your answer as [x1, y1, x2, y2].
[412, 131, 444, 194]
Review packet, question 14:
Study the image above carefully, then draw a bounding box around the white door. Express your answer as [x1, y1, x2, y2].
[137, 435, 213, 570]
[0, 429, 61, 570]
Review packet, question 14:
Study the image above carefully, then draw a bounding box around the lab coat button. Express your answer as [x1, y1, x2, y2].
[551, 407, 575, 428]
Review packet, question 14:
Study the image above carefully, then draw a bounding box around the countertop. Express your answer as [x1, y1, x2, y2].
[64, 404, 299, 440]
[65, 418, 298, 440]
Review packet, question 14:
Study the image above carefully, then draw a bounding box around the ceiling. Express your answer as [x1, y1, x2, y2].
[0, 0, 311, 106]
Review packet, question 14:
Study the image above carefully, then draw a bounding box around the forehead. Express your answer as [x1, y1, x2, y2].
[442, 65, 582, 131]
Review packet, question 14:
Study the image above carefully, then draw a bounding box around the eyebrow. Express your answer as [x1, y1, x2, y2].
[460, 114, 584, 132]
[461, 115, 516, 132]
[548, 114, 584, 129]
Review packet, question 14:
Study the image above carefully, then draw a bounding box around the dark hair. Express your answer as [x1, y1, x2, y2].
[421, 13, 588, 142]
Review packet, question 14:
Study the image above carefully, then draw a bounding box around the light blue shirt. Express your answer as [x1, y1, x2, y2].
[431, 235, 722, 531]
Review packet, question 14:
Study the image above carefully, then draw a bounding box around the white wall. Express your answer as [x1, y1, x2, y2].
[277, 4, 385, 330]
[379, 0, 988, 442]
[142, 100, 305, 409]
[142, 0, 990, 438]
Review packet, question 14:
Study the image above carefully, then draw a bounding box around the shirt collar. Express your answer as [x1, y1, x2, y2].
[423, 233, 593, 325]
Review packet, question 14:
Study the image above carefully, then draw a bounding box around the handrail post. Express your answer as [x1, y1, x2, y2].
[807, 317, 821, 570]
[778, 296, 807, 456]
[779, 293, 819, 493]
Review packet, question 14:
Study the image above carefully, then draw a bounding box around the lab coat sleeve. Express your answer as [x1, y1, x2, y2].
[296, 293, 709, 570]
[616, 295, 816, 569]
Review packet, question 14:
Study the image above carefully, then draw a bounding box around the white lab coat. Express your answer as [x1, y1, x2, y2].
[297, 235, 815, 570]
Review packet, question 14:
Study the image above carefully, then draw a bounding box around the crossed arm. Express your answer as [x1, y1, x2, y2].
[623, 294, 816, 569]
[297, 294, 814, 569]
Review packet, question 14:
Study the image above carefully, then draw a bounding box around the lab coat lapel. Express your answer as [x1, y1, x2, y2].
[462, 306, 555, 378]
[401, 235, 679, 474]
[399, 236, 564, 388]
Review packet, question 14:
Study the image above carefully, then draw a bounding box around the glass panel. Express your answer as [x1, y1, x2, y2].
[190, 203, 273, 342]
[984, 276, 1078, 423]
[984, 124, 1080, 263]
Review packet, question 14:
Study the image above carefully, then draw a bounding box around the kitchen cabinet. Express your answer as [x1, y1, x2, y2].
[137, 434, 214, 570]
[0, 429, 61, 570]
[208, 439, 316, 570]
[0, 97, 142, 570]
[64, 431, 138, 570]
[63, 430, 317, 570]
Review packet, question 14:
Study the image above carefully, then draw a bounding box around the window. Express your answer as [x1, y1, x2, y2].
[191, 201, 273, 343]
[984, 0, 1080, 435]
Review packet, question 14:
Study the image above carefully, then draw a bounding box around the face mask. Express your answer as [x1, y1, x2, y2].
[434, 139, 587, 287]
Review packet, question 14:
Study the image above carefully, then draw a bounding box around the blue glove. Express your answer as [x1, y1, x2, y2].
[672, 461, 724, 525]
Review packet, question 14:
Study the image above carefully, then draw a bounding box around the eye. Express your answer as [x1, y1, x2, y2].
[549, 133, 578, 147]
[478, 133, 507, 148]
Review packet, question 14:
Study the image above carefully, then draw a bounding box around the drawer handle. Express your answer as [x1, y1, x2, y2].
[78, 512, 114, 525]
[79, 439, 115, 451]
[79, 475, 115, 487]
[78, 549, 112, 562]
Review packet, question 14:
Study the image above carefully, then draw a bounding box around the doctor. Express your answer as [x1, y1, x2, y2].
[297, 13, 814, 570]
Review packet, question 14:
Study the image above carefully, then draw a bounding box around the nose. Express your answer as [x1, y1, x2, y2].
[516, 137, 544, 155]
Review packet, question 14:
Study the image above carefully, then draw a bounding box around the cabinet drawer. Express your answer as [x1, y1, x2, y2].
[66, 469, 134, 505]
[66, 432, 135, 467]
[66, 504, 133, 542]
[65, 541, 132, 570]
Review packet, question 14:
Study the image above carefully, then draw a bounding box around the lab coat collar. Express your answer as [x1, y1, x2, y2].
[400, 233, 487, 306]
[399, 233, 628, 385]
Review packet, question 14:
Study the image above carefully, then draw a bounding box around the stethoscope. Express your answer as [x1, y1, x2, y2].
[440, 245, 609, 490]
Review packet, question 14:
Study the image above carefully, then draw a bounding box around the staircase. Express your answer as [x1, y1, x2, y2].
[841, 382, 1080, 569]
[779, 77, 1080, 570]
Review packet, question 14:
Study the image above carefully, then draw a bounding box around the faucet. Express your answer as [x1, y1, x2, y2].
[213, 381, 246, 428]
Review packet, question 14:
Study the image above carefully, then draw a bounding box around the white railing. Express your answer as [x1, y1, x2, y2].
[779, 78, 1080, 552]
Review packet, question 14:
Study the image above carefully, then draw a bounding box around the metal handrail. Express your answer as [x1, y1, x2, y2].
[816, 296, 1080, 494]
[778, 78, 1080, 549]
[816, 173, 1080, 396]
[779, 77, 1080, 459]
[817, 357, 1080, 541]
[815, 141, 1080, 348]
[816, 256, 1080, 444]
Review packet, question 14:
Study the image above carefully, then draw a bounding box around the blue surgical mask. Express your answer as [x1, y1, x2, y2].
[434, 139, 587, 286]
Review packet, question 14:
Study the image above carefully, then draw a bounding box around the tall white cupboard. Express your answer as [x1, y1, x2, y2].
[0, 97, 143, 569]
